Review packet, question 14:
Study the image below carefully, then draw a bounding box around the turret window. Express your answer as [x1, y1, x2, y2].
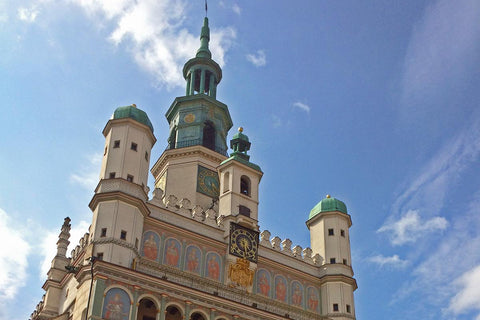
[131, 142, 138, 151]
[109, 172, 116, 179]
[341, 229, 345, 237]
[113, 140, 120, 148]
[120, 230, 127, 240]
[333, 304, 339, 312]
[97, 252, 104, 261]
[346, 304, 351, 313]
[343, 259, 348, 265]
[100, 228, 107, 237]
[240, 175, 251, 196]
[202, 121, 216, 151]
[328, 228, 334, 236]
[127, 175, 134, 182]
[330, 258, 336, 264]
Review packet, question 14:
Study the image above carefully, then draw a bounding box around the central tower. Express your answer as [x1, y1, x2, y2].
[151, 17, 233, 210]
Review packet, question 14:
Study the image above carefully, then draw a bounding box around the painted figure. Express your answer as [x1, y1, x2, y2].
[292, 283, 302, 305]
[207, 254, 220, 280]
[186, 247, 200, 273]
[275, 277, 286, 301]
[165, 240, 179, 266]
[258, 272, 270, 296]
[307, 287, 319, 311]
[102, 289, 130, 320]
[143, 233, 158, 260]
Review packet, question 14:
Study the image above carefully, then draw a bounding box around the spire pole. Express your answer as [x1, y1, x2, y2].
[205, 0, 208, 17]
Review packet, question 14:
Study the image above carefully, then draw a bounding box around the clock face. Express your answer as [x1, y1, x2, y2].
[229, 223, 259, 262]
[196, 166, 220, 198]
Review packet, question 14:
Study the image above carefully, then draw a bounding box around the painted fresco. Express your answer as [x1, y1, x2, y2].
[256, 269, 271, 297]
[164, 238, 181, 267]
[205, 252, 221, 281]
[102, 288, 131, 320]
[185, 245, 201, 274]
[291, 281, 303, 307]
[307, 286, 319, 312]
[274, 275, 287, 302]
[142, 231, 160, 261]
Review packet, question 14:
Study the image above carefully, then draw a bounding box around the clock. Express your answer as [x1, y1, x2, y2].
[196, 165, 220, 198]
[229, 223, 259, 262]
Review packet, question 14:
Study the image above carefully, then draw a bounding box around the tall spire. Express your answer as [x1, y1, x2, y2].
[196, 17, 212, 59]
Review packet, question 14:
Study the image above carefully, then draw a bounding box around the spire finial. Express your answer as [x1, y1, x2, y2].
[196, 16, 212, 59]
[205, 0, 208, 17]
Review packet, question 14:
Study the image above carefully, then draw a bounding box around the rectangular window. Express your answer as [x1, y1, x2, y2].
[120, 230, 127, 240]
[346, 304, 351, 313]
[341, 229, 345, 237]
[145, 151, 149, 161]
[127, 174, 134, 182]
[100, 228, 107, 237]
[131, 142, 138, 151]
[135, 238, 139, 249]
[97, 252, 104, 261]
[328, 228, 334, 236]
[109, 172, 116, 179]
[113, 140, 120, 148]
[343, 259, 347, 265]
[330, 258, 336, 264]
[333, 304, 339, 312]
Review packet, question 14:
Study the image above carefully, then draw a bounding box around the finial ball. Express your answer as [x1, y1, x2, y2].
[132, 104, 137, 108]
[326, 194, 331, 198]
[238, 127, 243, 132]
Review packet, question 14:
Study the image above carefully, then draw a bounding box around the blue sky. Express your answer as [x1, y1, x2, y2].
[1, 1, 480, 319]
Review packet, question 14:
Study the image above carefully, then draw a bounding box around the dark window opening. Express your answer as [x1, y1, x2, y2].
[330, 258, 336, 264]
[328, 228, 334, 236]
[202, 121, 215, 151]
[120, 230, 127, 240]
[104, 146, 107, 156]
[240, 176, 251, 196]
[165, 306, 182, 320]
[169, 128, 177, 149]
[109, 172, 116, 179]
[97, 252, 104, 261]
[190, 313, 206, 320]
[100, 228, 107, 237]
[127, 175, 134, 182]
[145, 151, 149, 161]
[239, 205, 251, 217]
[343, 259, 347, 265]
[113, 140, 120, 148]
[341, 229, 345, 237]
[131, 142, 138, 151]
[137, 298, 157, 320]
[346, 304, 351, 313]
[333, 303, 339, 312]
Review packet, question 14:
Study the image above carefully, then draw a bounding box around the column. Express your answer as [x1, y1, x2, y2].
[209, 308, 216, 320]
[189, 69, 196, 95]
[186, 74, 191, 96]
[208, 74, 215, 98]
[199, 69, 206, 94]
[185, 301, 192, 320]
[159, 294, 167, 320]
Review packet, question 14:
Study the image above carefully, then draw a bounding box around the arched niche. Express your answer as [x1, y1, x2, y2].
[165, 305, 183, 320]
[136, 298, 157, 320]
[240, 175, 251, 196]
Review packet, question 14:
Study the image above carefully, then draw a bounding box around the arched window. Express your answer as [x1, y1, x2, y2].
[137, 298, 157, 320]
[165, 305, 182, 320]
[190, 312, 206, 320]
[240, 175, 251, 196]
[203, 121, 215, 151]
[169, 128, 177, 149]
[223, 172, 230, 193]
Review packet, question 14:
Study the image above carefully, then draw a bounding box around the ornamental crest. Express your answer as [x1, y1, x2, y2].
[228, 258, 254, 289]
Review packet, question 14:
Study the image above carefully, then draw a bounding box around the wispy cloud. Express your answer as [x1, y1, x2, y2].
[378, 210, 447, 246]
[0, 208, 30, 317]
[17, 6, 38, 23]
[232, 4, 241, 15]
[447, 265, 480, 318]
[70, 152, 102, 191]
[293, 101, 310, 113]
[368, 254, 408, 269]
[246, 50, 266, 67]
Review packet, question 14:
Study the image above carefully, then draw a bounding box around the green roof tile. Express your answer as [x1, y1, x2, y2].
[113, 105, 154, 133]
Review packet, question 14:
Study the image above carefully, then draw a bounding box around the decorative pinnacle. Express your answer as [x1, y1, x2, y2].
[326, 194, 331, 198]
[196, 17, 212, 59]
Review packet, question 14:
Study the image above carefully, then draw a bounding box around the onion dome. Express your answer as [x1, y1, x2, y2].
[113, 104, 154, 132]
[309, 195, 348, 220]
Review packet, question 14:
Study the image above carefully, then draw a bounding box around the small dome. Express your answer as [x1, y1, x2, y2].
[232, 127, 249, 142]
[309, 195, 347, 219]
[113, 104, 154, 132]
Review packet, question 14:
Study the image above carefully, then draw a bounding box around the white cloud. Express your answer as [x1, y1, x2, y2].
[69, 152, 102, 191]
[0, 208, 31, 313]
[368, 254, 408, 269]
[232, 4, 241, 15]
[378, 210, 448, 246]
[18, 6, 38, 23]
[448, 265, 480, 317]
[293, 101, 311, 113]
[246, 50, 266, 67]
[69, 0, 236, 89]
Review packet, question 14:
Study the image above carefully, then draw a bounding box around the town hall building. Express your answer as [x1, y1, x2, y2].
[31, 16, 357, 320]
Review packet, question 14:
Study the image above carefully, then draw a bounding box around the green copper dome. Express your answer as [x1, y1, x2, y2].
[309, 195, 347, 219]
[113, 104, 154, 133]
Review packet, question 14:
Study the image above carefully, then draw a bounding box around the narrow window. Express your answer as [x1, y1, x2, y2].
[131, 142, 138, 151]
[104, 146, 107, 156]
[330, 258, 336, 264]
[341, 229, 345, 237]
[202, 121, 215, 151]
[328, 228, 334, 236]
[223, 172, 230, 193]
[333, 304, 339, 312]
[240, 175, 251, 196]
[145, 151, 149, 161]
[346, 304, 351, 313]
[113, 140, 120, 148]
[66, 288, 69, 297]
[100, 228, 107, 237]
[343, 259, 347, 265]
[97, 252, 104, 261]
[120, 230, 127, 240]
[109, 172, 116, 179]
[135, 238, 139, 249]
[127, 175, 134, 182]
